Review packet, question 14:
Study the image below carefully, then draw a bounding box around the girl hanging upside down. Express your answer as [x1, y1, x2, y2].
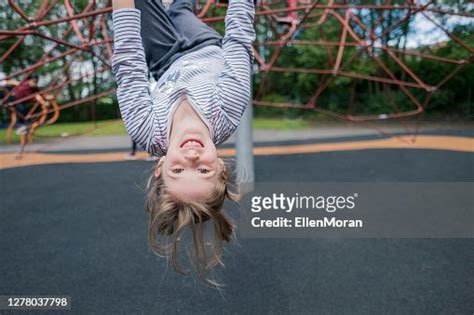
[111, 0, 255, 281]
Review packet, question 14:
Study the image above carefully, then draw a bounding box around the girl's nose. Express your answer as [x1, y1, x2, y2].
[184, 150, 199, 161]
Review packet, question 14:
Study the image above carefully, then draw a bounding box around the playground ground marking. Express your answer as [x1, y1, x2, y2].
[1, 135, 473, 170]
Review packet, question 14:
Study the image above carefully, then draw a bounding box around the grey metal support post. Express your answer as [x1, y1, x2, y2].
[236, 98, 255, 194]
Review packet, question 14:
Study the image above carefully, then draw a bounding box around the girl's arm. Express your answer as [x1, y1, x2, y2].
[112, 0, 135, 9]
[111, 1, 161, 155]
[213, 0, 256, 134]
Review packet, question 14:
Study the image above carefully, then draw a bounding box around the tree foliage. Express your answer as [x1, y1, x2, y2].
[0, 1, 472, 123]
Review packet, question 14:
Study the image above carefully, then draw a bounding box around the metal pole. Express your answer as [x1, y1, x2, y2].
[236, 98, 255, 194]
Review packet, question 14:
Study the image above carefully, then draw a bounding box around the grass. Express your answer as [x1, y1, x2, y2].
[253, 117, 310, 129]
[0, 120, 127, 144]
[0, 117, 311, 144]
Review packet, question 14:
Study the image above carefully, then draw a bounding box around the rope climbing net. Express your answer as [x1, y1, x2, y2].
[1, 0, 473, 139]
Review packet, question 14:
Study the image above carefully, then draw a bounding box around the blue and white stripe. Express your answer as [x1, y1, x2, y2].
[112, 1, 255, 156]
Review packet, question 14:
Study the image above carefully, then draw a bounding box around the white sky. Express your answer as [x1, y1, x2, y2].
[405, 12, 473, 48]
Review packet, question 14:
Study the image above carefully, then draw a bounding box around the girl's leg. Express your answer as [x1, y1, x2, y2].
[167, 0, 222, 51]
[134, 0, 184, 80]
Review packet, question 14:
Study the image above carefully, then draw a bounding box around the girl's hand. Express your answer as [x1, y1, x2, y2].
[112, 0, 135, 10]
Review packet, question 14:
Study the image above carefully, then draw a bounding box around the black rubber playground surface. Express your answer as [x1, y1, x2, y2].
[1, 134, 473, 314]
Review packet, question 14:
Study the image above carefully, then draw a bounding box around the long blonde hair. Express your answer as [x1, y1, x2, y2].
[145, 159, 239, 282]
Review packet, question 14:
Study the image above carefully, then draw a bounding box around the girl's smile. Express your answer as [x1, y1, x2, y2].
[180, 138, 204, 148]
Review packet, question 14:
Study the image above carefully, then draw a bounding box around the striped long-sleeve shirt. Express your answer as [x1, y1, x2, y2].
[111, 1, 255, 156]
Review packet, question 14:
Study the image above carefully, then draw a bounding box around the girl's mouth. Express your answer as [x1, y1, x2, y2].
[180, 138, 204, 148]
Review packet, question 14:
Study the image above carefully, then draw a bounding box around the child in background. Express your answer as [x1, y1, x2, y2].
[0, 75, 40, 134]
[111, 0, 255, 281]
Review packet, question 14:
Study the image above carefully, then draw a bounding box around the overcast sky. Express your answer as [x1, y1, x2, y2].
[406, 11, 473, 48]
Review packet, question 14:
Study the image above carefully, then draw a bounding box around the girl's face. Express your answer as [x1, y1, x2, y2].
[155, 129, 224, 201]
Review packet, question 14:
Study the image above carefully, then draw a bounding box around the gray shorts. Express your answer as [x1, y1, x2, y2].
[135, 0, 223, 81]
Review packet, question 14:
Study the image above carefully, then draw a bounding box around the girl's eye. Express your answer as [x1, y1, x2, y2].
[172, 168, 184, 174]
[198, 169, 210, 174]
